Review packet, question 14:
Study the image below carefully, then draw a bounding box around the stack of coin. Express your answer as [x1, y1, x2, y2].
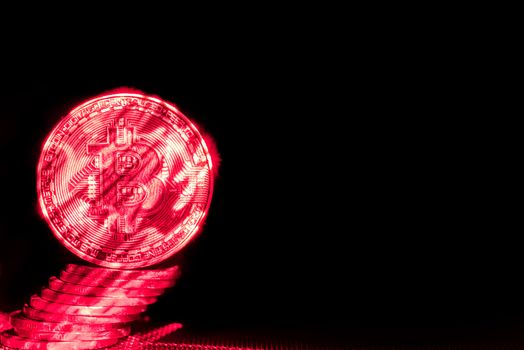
[1, 92, 213, 349]
[0, 263, 180, 349]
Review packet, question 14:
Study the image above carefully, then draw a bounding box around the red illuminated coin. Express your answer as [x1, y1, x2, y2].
[48, 276, 165, 297]
[37, 92, 214, 268]
[9, 311, 126, 333]
[22, 305, 140, 324]
[40, 288, 156, 306]
[0, 330, 120, 349]
[15, 327, 130, 341]
[59, 271, 176, 289]
[64, 263, 180, 280]
[29, 295, 146, 316]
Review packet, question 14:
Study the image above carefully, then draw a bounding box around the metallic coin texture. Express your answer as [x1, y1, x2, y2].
[22, 305, 140, 324]
[15, 327, 130, 341]
[48, 276, 165, 297]
[37, 93, 214, 268]
[29, 295, 146, 316]
[0, 330, 120, 349]
[9, 311, 126, 334]
[64, 263, 180, 280]
[40, 288, 157, 306]
[59, 271, 176, 289]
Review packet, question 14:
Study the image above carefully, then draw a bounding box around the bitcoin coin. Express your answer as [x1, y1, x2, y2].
[9, 311, 126, 333]
[0, 330, 120, 349]
[37, 92, 215, 268]
[48, 276, 165, 297]
[22, 305, 141, 324]
[59, 271, 176, 289]
[64, 263, 180, 280]
[29, 295, 146, 316]
[40, 288, 157, 306]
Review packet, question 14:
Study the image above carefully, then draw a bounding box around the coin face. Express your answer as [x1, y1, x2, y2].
[37, 93, 214, 268]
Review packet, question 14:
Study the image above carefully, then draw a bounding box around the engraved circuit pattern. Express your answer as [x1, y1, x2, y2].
[37, 94, 214, 268]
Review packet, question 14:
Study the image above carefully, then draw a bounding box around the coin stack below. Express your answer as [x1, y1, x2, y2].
[0, 263, 180, 349]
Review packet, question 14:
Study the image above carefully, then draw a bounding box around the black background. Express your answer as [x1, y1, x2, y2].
[0, 57, 520, 347]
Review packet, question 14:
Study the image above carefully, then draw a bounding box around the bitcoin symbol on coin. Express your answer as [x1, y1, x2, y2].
[37, 93, 214, 268]
[73, 116, 165, 241]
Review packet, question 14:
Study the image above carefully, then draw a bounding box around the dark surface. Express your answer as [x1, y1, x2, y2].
[0, 66, 520, 348]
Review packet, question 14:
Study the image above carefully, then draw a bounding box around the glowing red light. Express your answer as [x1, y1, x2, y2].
[0, 312, 11, 332]
[37, 92, 214, 268]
